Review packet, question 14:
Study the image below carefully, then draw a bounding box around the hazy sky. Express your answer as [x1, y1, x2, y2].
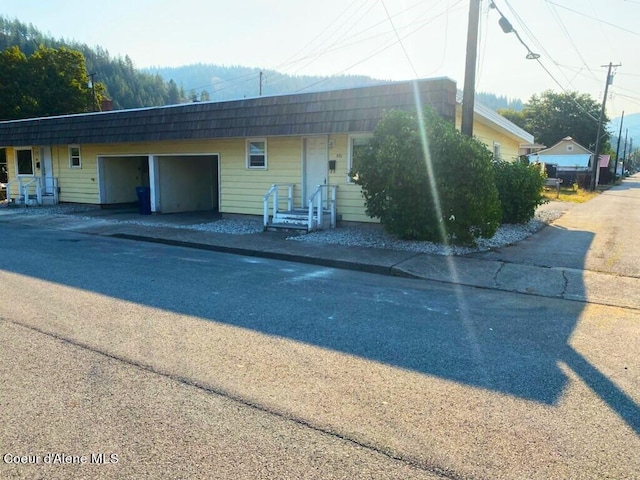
[2, 0, 639, 116]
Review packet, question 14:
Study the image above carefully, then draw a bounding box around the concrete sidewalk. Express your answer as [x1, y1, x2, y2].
[1, 204, 639, 310]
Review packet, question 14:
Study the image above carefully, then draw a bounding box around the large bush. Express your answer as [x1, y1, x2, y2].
[493, 159, 547, 224]
[351, 108, 501, 245]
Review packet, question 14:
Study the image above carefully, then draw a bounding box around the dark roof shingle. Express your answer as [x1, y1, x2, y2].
[0, 78, 456, 146]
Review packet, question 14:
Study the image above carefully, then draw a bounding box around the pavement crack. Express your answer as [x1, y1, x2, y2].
[561, 269, 569, 297]
[3, 318, 473, 480]
[493, 261, 505, 286]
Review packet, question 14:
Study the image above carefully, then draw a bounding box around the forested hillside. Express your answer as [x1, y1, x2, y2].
[1, 15, 524, 112]
[477, 92, 523, 112]
[146, 64, 381, 102]
[0, 16, 180, 109]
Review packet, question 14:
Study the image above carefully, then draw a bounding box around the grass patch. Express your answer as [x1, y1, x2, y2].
[542, 184, 610, 203]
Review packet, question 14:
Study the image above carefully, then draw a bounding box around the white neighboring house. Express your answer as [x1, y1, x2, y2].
[528, 136, 594, 186]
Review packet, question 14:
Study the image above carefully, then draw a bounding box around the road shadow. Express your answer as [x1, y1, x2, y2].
[0, 220, 638, 435]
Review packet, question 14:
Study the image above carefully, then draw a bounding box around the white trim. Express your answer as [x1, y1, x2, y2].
[14, 147, 35, 177]
[347, 133, 373, 183]
[246, 138, 267, 169]
[149, 155, 159, 213]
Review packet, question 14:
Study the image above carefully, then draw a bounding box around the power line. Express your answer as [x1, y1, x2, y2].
[545, 0, 640, 37]
[492, 1, 606, 125]
[295, 0, 465, 92]
[544, 1, 600, 84]
[380, 0, 419, 78]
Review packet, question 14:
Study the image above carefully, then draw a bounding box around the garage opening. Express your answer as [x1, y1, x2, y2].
[155, 154, 219, 214]
[98, 156, 149, 206]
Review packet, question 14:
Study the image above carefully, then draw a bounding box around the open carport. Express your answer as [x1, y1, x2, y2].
[98, 155, 149, 206]
[98, 154, 219, 214]
[153, 154, 219, 214]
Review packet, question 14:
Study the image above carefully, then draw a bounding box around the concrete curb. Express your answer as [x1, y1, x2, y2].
[109, 233, 399, 277]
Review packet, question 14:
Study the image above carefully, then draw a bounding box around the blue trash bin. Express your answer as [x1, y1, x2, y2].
[135, 186, 151, 215]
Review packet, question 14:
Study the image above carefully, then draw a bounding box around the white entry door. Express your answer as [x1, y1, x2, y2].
[40, 147, 55, 195]
[303, 136, 328, 204]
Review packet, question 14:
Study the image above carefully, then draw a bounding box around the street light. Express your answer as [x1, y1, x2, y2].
[491, 2, 540, 60]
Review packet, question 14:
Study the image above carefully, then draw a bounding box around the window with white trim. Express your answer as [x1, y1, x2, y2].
[16, 148, 34, 176]
[493, 142, 502, 160]
[69, 145, 82, 168]
[246, 139, 267, 169]
[347, 134, 373, 183]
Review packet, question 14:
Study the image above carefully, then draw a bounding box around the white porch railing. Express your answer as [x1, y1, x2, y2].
[263, 183, 294, 228]
[307, 184, 338, 231]
[5, 178, 23, 203]
[5, 177, 59, 205]
[22, 178, 39, 205]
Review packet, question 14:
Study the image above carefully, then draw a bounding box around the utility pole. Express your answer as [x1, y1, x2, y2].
[461, 0, 481, 137]
[259, 71, 263, 96]
[614, 111, 624, 181]
[622, 134, 631, 177]
[590, 62, 621, 191]
[88, 72, 98, 112]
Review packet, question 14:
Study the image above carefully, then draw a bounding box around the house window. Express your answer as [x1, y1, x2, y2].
[16, 148, 34, 176]
[69, 145, 82, 168]
[493, 142, 502, 160]
[246, 139, 267, 169]
[347, 134, 373, 183]
[566, 145, 574, 152]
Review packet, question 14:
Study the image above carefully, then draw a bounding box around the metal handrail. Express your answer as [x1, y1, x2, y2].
[5, 176, 58, 205]
[307, 184, 338, 231]
[263, 183, 294, 228]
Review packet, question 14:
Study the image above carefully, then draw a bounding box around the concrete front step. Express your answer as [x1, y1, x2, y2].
[264, 222, 309, 232]
[267, 208, 334, 232]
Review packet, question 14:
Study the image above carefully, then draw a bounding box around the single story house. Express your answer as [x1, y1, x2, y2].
[454, 91, 535, 161]
[528, 136, 594, 187]
[0, 78, 534, 229]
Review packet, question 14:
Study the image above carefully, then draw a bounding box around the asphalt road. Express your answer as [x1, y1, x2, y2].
[472, 176, 640, 278]
[1, 222, 639, 479]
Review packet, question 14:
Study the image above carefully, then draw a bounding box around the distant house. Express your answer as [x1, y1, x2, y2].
[528, 136, 594, 187]
[0, 78, 534, 229]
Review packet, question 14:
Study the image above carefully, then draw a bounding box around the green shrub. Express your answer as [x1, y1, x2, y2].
[351, 108, 501, 245]
[493, 159, 547, 224]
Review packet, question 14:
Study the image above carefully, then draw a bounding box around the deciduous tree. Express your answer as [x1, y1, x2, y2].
[499, 90, 609, 152]
[0, 45, 103, 119]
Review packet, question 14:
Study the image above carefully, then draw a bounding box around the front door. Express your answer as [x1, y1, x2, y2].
[40, 147, 54, 195]
[303, 136, 328, 205]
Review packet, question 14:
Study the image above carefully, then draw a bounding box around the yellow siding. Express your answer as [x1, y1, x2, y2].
[473, 120, 521, 160]
[221, 136, 301, 215]
[4, 116, 522, 223]
[454, 107, 522, 160]
[50, 145, 99, 203]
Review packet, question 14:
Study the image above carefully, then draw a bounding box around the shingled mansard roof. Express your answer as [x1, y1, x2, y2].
[0, 78, 457, 147]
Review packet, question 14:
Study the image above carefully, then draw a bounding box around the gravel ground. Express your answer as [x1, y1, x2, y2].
[288, 209, 564, 255]
[1, 201, 566, 256]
